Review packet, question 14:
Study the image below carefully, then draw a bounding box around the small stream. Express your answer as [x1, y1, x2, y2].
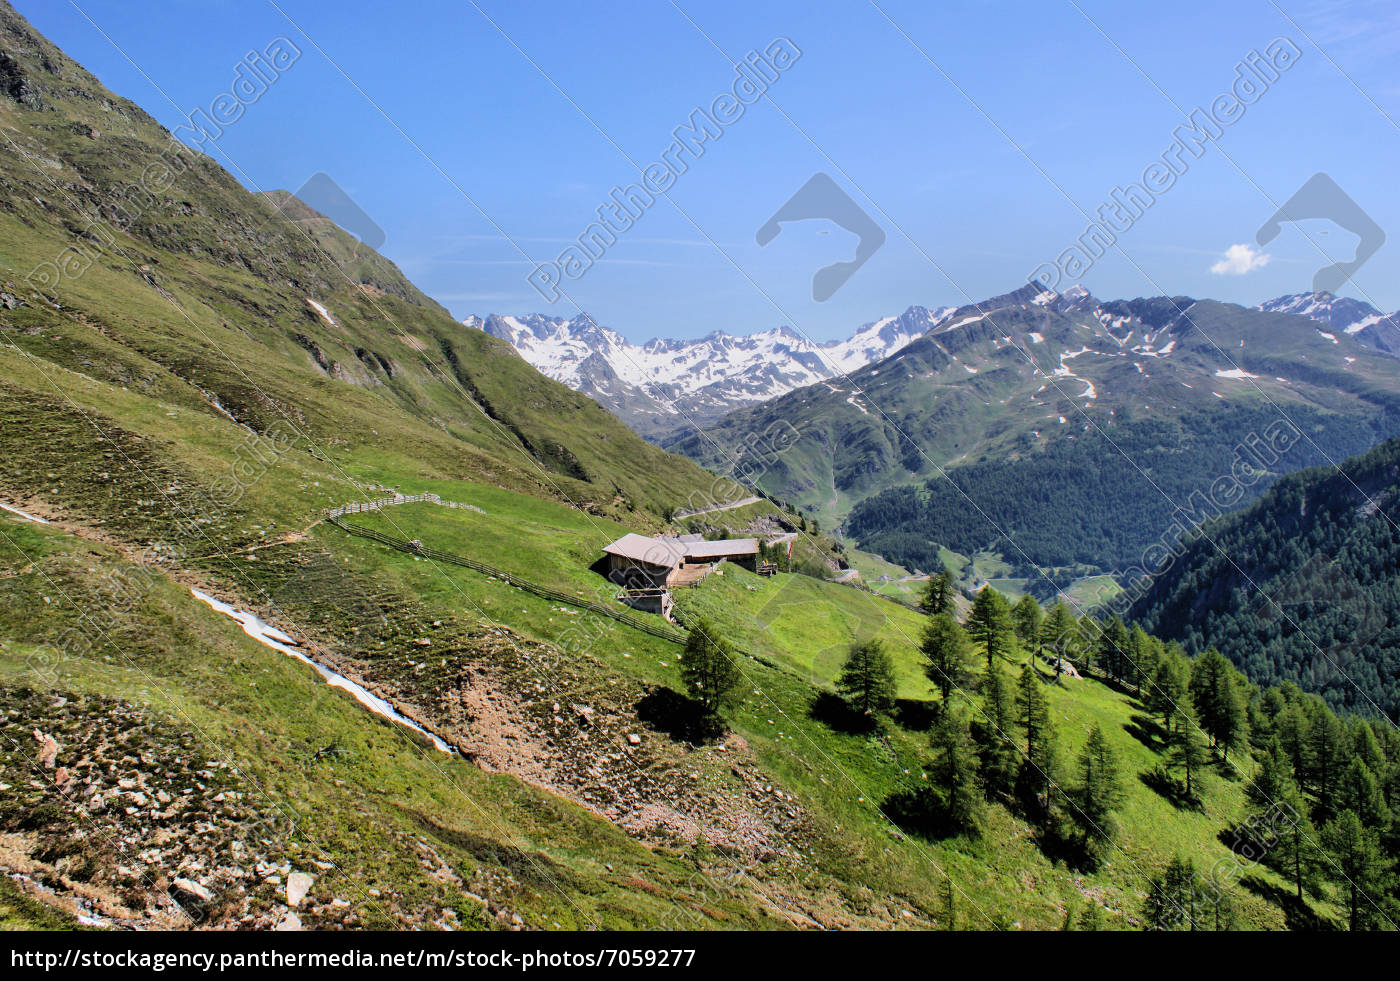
[190, 589, 454, 754]
[0, 502, 48, 524]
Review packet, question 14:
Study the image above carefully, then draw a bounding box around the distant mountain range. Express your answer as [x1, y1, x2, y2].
[1258, 291, 1400, 355]
[465, 306, 954, 439]
[470, 285, 1400, 576]
[469, 290, 1400, 445]
[658, 283, 1400, 578]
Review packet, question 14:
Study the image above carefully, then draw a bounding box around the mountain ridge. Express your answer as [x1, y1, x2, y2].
[662, 284, 1400, 578]
[466, 304, 956, 439]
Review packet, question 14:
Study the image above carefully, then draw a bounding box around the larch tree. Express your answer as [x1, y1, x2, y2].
[1039, 602, 1079, 676]
[928, 703, 983, 835]
[837, 639, 898, 720]
[922, 613, 973, 704]
[1011, 594, 1043, 651]
[1078, 724, 1124, 831]
[921, 568, 957, 616]
[1323, 809, 1387, 931]
[966, 586, 1017, 671]
[1167, 701, 1209, 801]
[1015, 664, 1058, 817]
[972, 659, 1018, 798]
[679, 617, 741, 729]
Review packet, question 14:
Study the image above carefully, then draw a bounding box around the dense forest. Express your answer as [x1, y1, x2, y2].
[844, 406, 1391, 575]
[1132, 437, 1400, 721]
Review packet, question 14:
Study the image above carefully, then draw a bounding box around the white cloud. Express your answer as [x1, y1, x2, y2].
[1210, 243, 1272, 276]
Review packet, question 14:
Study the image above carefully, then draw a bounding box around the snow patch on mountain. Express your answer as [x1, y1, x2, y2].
[469, 305, 955, 435]
[1259, 291, 1400, 356]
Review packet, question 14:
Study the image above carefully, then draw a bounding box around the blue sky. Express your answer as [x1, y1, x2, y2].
[17, 0, 1400, 341]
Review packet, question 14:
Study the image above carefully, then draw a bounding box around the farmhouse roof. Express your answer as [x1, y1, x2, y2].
[602, 533, 687, 568]
[683, 538, 759, 559]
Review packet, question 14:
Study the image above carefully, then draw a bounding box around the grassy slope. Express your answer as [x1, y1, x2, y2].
[0, 0, 724, 523]
[0, 514, 778, 929]
[0, 394, 1345, 929]
[319, 500, 1335, 929]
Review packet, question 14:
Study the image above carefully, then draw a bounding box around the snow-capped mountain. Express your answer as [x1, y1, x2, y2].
[466, 305, 955, 438]
[1260, 291, 1400, 355]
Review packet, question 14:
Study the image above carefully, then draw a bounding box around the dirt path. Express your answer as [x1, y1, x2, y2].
[675, 495, 760, 519]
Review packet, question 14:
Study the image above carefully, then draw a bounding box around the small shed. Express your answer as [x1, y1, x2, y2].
[681, 537, 759, 571]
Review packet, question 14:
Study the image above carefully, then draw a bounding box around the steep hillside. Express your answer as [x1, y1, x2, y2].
[0, 3, 724, 522]
[1131, 436, 1400, 720]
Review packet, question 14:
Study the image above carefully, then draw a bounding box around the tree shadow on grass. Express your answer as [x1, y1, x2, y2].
[893, 698, 938, 732]
[881, 787, 969, 842]
[808, 691, 879, 735]
[408, 810, 583, 894]
[1239, 872, 1335, 931]
[1124, 713, 1164, 751]
[1139, 765, 1203, 811]
[635, 687, 722, 744]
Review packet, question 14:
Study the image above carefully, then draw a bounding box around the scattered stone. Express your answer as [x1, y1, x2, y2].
[172, 878, 213, 904]
[626, 734, 641, 746]
[33, 729, 59, 768]
[275, 911, 302, 931]
[286, 871, 314, 908]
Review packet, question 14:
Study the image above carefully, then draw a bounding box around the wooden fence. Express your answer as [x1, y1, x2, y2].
[325, 493, 485, 519]
[326, 516, 689, 645]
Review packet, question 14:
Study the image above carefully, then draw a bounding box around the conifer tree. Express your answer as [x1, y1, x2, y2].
[1189, 649, 1249, 761]
[1308, 705, 1346, 821]
[928, 704, 983, 835]
[1016, 665, 1058, 816]
[966, 586, 1017, 671]
[921, 568, 957, 616]
[1323, 809, 1388, 931]
[1039, 602, 1078, 676]
[1142, 855, 1200, 931]
[1168, 702, 1209, 801]
[1339, 756, 1389, 828]
[1012, 594, 1043, 649]
[1245, 742, 1318, 901]
[1095, 616, 1130, 682]
[836, 639, 898, 720]
[1274, 701, 1311, 784]
[972, 659, 1018, 798]
[1078, 724, 1124, 831]
[1128, 625, 1158, 696]
[679, 617, 741, 728]
[1274, 780, 1319, 903]
[1148, 651, 1190, 737]
[922, 613, 973, 704]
